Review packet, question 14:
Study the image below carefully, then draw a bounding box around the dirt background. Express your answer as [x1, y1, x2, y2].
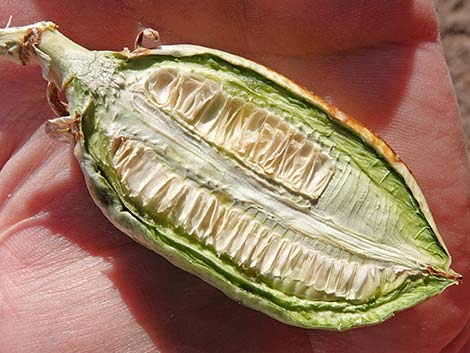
[434, 0, 470, 156]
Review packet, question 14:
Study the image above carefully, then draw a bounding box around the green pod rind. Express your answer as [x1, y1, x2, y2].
[0, 22, 461, 330]
[73, 49, 457, 330]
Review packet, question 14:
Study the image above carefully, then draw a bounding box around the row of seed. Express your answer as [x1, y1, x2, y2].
[146, 68, 334, 200]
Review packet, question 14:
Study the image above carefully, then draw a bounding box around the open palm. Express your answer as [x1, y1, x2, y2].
[1, 1, 468, 352]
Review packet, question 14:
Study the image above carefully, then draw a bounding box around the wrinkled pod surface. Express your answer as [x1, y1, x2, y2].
[0, 21, 461, 330]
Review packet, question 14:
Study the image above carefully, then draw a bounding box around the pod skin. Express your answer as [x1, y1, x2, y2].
[0, 21, 461, 330]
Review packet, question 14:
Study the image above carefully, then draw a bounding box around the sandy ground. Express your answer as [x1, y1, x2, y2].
[435, 0, 470, 156]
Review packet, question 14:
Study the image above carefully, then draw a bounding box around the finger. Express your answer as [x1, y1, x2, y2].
[121, 0, 438, 55]
[20, 0, 439, 55]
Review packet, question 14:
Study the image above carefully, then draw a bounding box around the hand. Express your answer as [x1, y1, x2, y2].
[1, 1, 468, 352]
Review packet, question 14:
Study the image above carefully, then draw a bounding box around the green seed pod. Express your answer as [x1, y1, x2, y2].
[0, 21, 461, 330]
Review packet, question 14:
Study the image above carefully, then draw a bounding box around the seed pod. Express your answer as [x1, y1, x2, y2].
[0, 21, 461, 330]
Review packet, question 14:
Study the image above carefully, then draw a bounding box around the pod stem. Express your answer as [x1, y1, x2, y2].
[0, 21, 90, 88]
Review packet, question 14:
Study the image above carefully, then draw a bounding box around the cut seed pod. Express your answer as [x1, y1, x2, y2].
[0, 21, 461, 330]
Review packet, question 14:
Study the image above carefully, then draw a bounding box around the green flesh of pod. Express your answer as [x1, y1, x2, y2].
[0, 21, 461, 330]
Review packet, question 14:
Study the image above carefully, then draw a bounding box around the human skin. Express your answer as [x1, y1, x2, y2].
[0, 1, 468, 352]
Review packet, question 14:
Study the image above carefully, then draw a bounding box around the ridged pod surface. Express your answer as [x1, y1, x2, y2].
[0, 22, 461, 330]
